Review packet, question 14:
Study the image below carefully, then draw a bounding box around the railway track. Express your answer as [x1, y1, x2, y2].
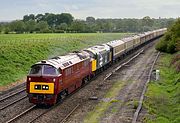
[104, 49, 144, 81]
[0, 87, 26, 102]
[132, 52, 160, 123]
[0, 95, 27, 110]
[5, 105, 36, 123]
[0, 87, 27, 111]
[60, 104, 80, 123]
[5, 89, 81, 123]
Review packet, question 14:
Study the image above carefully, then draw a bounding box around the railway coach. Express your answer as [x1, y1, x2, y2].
[106, 40, 125, 61]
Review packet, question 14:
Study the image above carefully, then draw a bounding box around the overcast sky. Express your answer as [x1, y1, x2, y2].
[0, 0, 180, 21]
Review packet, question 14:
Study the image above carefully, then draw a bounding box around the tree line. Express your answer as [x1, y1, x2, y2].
[0, 13, 177, 34]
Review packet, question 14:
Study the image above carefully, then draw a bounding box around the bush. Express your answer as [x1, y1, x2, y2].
[167, 40, 176, 53]
[156, 18, 180, 54]
[156, 40, 167, 52]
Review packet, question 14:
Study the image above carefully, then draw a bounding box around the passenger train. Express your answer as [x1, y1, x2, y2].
[26, 28, 167, 105]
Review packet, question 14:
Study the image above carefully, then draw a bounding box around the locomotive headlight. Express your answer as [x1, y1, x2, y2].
[34, 85, 41, 90]
[53, 78, 56, 82]
[28, 77, 31, 81]
[42, 85, 46, 89]
[42, 85, 49, 90]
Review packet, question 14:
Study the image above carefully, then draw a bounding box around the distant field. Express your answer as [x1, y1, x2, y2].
[0, 33, 131, 86]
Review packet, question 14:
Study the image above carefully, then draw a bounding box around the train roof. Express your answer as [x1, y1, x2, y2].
[32, 51, 90, 69]
[121, 37, 133, 42]
[84, 44, 110, 55]
[138, 33, 146, 37]
[107, 40, 125, 47]
[132, 35, 140, 39]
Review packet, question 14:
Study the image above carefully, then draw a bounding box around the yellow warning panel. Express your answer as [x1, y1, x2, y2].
[29, 82, 54, 94]
[92, 60, 97, 72]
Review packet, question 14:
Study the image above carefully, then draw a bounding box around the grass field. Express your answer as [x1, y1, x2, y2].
[0, 33, 131, 86]
[144, 53, 180, 123]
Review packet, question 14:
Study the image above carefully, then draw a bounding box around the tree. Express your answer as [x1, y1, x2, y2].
[142, 16, 154, 29]
[36, 21, 49, 33]
[86, 17, 95, 23]
[45, 13, 56, 28]
[58, 23, 68, 31]
[55, 13, 74, 26]
[70, 20, 86, 32]
[23, 14, 35, 22]
[25, 20, 36, 33]
[29, 14, 35, 20]
[23, 15, 29, 22]
[35, 14, 44, 22]
[9, 20, 25, 33]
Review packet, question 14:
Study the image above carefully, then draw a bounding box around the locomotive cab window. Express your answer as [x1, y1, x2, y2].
[29, 65, 60, 76]
[43, 65, 59, 75]
[29, 65, 42, 75]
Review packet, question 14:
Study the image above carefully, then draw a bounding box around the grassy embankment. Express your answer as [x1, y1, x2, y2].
[0, 33, 131, 86]
[144, 52, 180, 123]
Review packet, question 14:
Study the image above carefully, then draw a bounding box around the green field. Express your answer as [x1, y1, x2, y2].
[0, 33, 131, 86]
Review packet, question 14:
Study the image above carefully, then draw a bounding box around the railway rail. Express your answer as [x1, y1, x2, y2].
[0, 95, 27, 110]
[60, 104, 80, 123]
[0, 86, 27, 111]
[5, 105, 36, 123]
[132, 52, 160, 123]
[0, 87, 26, 102]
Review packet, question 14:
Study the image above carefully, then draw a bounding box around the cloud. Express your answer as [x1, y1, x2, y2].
[0, 0, 179, 21]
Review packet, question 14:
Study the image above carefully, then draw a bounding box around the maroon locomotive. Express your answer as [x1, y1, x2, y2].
[26, 51, 92, 105]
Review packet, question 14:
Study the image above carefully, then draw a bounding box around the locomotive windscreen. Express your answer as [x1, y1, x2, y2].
[29, 65, 60, 76]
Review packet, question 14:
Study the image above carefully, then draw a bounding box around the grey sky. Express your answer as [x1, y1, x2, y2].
[0, 0, 179, 21]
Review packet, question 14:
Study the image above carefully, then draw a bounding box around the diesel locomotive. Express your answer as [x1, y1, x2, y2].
[26, 28, 167, 105]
